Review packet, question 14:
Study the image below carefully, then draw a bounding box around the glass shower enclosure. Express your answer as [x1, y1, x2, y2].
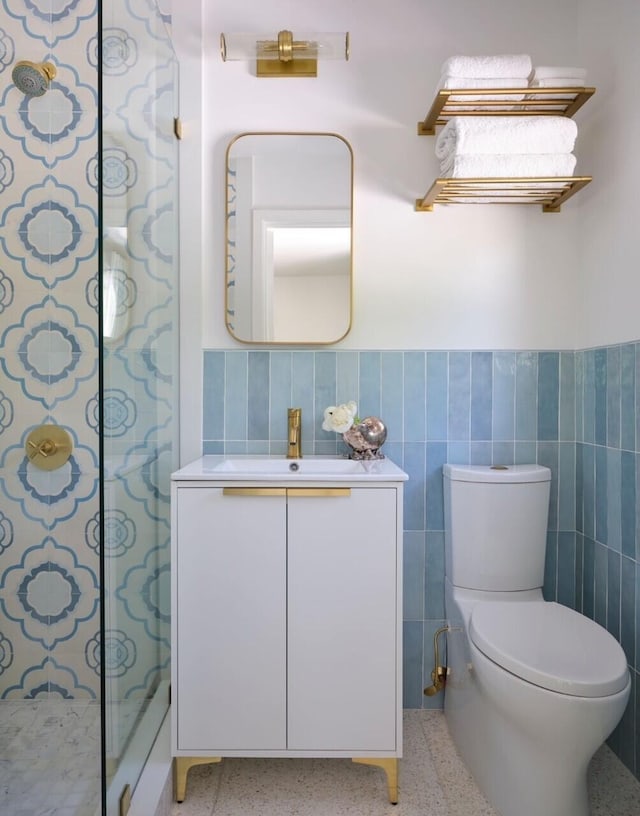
[0, 1, 178, 814]
[101, 2, 179, 813]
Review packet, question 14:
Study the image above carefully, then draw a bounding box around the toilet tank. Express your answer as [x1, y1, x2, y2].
[443, 464, 551, 592]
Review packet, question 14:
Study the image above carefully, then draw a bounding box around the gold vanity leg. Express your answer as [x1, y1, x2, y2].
[173, 756, 222, 802]
[352, 757, 399, 804]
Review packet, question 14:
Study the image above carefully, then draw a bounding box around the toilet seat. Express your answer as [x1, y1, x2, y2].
[469, 601, 629, 697]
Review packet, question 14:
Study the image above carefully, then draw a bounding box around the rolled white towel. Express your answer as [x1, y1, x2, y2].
[530, 76, 586, 86]
[530, 77, 586, 88]
[527, 77, 587, 105]
[441, 54, 532, 79]
[525, 77, 585, 105]
[441, 152, 577, 179]
[437, 75, 528, 102]
[435, 116, 578, 160]
[438, 76, 529, 90]
[532, 65, 587, 81]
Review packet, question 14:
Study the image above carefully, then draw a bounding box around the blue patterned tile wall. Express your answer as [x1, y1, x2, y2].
[0, 1, 101, 700]
[0, 0, 177, 739]
[203, 347, 640, 782]
[101, 0, 179, 740]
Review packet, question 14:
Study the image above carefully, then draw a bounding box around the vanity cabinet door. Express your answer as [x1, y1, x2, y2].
[174, 487, 287, 751]
[287, 487, 399, 752]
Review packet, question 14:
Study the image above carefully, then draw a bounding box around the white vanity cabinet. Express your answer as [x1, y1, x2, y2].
[174, 485, 288, 751]
[170, 455, 407, 803]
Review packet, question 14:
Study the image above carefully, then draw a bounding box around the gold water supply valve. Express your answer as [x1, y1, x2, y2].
[424, 625, 450, 697]
[25, 425, 73, 471]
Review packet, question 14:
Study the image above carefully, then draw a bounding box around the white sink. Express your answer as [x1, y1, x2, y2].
[212, 457, 364, 475]
[172, 455, 408, 482]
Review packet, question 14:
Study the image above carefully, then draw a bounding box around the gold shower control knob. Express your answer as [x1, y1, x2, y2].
[25, 425, 73, 471]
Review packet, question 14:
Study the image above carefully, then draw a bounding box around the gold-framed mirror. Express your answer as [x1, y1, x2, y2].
[225, 132, 353, 344]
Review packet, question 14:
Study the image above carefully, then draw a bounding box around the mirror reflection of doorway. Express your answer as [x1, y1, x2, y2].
[252, 211, 350, 342]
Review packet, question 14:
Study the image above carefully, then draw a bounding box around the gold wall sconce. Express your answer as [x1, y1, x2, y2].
[220, 30, 349, 77]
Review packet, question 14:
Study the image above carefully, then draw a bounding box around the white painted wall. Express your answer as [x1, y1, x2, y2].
[173, 0, 636, 459]
[576, 0, 640, 349]
[197, 0, 586, 352]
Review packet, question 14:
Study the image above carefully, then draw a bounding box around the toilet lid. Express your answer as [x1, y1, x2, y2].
[469, 601, 629, 697]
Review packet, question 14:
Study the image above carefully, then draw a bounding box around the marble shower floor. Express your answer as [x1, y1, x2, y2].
[0, 700, 102, 816]
[0, 698, 146, 816]
[170, 710, 640, 816]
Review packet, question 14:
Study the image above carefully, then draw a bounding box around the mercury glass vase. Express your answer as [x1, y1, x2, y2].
[342, 417, 387, 460]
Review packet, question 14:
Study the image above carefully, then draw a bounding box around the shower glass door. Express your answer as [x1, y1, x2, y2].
[100, 2, 179, 811]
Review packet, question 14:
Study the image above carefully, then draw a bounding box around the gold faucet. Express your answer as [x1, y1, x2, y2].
[287, 408, 302, 458]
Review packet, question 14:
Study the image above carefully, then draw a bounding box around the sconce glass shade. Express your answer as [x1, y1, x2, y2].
[220, 31, 349, 77]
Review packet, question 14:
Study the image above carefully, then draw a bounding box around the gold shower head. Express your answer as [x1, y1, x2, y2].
[12, 60, 57, 97]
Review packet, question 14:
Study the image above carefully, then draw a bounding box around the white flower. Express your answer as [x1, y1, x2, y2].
[322, 401, 358, 433]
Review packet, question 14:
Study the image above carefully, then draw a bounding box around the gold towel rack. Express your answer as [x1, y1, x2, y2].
[415, 85, 595, 211]
[415, 176, 592, 213]
[418, 86, 596, 136]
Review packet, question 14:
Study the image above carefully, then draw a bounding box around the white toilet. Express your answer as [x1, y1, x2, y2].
[442, 463, 630, 816]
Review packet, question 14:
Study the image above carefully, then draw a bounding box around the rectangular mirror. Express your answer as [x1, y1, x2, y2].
[225, 132, 353, 344]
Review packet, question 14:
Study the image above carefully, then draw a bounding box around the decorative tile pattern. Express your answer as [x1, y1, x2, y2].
[116, 544, 171, 648]
[4, 0, 97, 47]
[0, 0, 177, 811]
[0, 0, 102, 720]
[0, 435, 98, 526]
[1, 298, 98, 405]
[0, 536, 99, 650]
[0, 64, 97, 167]
[102, 28, 139, 76]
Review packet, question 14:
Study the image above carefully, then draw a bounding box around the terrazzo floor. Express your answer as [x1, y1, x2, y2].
[0, 704, 638, 815]
[170, 710, 640, 816]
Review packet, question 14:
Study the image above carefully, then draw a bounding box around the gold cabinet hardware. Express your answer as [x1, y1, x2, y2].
[223, 487, 287, 496]
[25, 425, 73, 471]
[174, 757, 222, 803]
[174, 116, 183, 139]
[352, 757, 398, 804]
[119, 783, 131, 816]
[287, 488, 351, 497]
[222, 487, 350, 498]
